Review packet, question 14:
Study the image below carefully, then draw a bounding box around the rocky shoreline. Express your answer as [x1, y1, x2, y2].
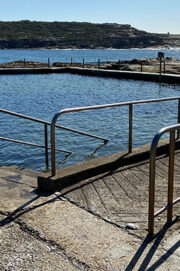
[1, 57, 180, 74]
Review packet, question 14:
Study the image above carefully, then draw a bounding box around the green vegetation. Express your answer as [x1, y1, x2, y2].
[0, 20, 171, 49]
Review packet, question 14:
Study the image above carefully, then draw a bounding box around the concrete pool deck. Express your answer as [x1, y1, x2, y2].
[0, 140, 180, 270]
[1, 66, 180, 84]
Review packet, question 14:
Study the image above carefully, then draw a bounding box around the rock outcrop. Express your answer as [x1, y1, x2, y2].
[0, 21, 179, 49]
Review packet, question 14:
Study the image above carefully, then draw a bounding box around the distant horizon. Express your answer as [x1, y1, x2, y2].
[1, 0, 180, 35]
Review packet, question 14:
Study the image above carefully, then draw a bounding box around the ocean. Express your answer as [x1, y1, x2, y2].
[1, 48, 180, 64]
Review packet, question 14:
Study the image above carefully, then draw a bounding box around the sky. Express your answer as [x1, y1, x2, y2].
[0, 0, 179, 34]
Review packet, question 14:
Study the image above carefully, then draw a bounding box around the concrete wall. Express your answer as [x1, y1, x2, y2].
[1, 66, 180, 84]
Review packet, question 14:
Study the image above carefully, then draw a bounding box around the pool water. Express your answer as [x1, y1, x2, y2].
[1, 73, 180, 170]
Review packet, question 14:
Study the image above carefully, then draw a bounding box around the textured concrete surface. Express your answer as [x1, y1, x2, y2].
[0, 215, 78, 271]
[0, 148, 180, 270]
[38, 138, 180, 192]
[60, 152, 180, 237]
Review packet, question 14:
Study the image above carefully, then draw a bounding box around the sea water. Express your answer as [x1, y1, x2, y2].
[0, 48, 180, 64]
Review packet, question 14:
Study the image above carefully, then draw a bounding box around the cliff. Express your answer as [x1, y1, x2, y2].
[0, 21, 179, 49]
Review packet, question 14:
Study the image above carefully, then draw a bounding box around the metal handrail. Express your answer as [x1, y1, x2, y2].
[0, 136, 69, 153]
[0, 109, 109, 142]
[0, 109, 72, 169]
[51, 96, 180, 176]
[148, 124, 180, 235]
[0, 108, 108, 169]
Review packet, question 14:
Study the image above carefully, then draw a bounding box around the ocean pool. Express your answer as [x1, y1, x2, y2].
[1, 73, 180, 170]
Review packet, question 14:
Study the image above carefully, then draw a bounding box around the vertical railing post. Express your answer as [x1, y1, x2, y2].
[159, 57, 162, 83]
[82, 58, 84, 68]
[98, 59, 100, 69]
[51, 124, 56, 176]
[148, 145, 157, 235]
[167, 130, 175, 221]
[51, 113, 60, 176]
[44, 124, 49, 169]
[129, 104, 133, 153]
[177, 99, 180, 139]
[140, 61, 143, 72]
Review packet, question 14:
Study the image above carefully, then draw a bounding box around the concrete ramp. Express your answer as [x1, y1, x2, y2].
[0, 155, 180, 270]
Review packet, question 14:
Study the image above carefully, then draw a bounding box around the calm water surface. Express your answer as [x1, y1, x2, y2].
[1, 71, 180, 170]
[1, 49, 180, 170]
[1, 48, 180, 64]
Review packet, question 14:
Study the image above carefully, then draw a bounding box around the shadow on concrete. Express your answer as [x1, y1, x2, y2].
[58, 156, 149, 197]
[38, 139, 180, 192]
[125, 217, 180, 271]
[0, 190, 60, 227]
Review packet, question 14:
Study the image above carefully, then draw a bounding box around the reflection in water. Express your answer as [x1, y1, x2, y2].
[58, 153, 72, 165]
[86, 142, 108, 161]
[158, 83, 179, 92]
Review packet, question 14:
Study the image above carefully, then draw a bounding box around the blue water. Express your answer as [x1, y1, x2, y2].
[1, 49, 180, 171]
[1, 48, 180, 64]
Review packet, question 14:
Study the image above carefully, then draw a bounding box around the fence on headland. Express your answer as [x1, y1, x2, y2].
[53, 57, 170, 73]
[2, 56, 179, 76]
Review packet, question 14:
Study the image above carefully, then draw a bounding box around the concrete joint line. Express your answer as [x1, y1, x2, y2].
[0, 210, 9, 216]
[16, 220, 90, 271]
[62, 195, 143, 241]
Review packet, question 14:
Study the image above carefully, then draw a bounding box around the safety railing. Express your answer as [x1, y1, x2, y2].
[0, 108, 108, 169]
[51, 96, 180, 176]
[148, 123, 180, 235]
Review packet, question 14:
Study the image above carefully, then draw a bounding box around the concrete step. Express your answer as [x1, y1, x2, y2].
[2, 165, 45, 178]
[0, 166, 38, 188]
